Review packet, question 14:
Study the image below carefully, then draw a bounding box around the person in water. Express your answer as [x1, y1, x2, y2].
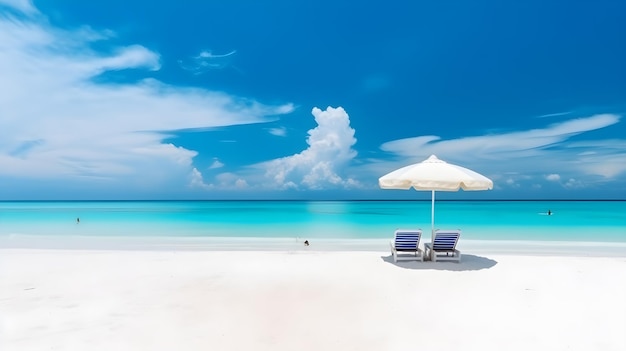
[547, 210, 552, 216]
[304, 240, 310, 246]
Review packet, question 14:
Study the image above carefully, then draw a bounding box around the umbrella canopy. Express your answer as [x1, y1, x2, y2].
[379, 155, 493, 236]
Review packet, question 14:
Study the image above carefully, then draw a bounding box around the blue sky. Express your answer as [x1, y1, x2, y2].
[1, 0, 625, 200]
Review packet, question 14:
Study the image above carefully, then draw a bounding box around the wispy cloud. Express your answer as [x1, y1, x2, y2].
[0, 0, 37, 15]
[380, 114, 619, 159]
[267, 127, 287, 137]
[537, 111, 572, 118]
[0, 4, 293, 192]
[178, 50, 238, 75]
[374, 113, 625, 189]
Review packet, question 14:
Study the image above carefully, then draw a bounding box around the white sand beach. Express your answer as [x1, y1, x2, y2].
[1, 248, 626, 351]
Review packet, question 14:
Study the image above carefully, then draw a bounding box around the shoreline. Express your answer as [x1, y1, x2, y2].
[2, 234, 626, 257]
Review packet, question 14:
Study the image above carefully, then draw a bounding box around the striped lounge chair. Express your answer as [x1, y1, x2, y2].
[390, 229, 424, 262]
[424, 229, 461, 262]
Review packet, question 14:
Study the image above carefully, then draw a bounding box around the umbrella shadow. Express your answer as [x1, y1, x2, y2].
[381, 254, 497, 271]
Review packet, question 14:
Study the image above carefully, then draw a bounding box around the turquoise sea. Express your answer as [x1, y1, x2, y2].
[1, 201, 624, 244]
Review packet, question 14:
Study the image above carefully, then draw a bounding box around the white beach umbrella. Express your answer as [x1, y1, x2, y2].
[379, 155, 493, 238]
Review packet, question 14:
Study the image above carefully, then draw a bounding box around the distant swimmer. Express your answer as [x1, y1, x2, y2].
[304, 240, 310, 246]
[547, 210, 552, 216]
[76, 217, 80, 224]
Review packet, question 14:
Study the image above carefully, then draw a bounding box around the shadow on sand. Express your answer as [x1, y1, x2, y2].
[381, 254, 498, 271]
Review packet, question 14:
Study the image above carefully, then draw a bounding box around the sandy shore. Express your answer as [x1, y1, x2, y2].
[1, 249, 625, 351]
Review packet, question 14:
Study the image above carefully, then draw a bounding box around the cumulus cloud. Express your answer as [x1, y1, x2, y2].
[257, 106, 359, 190]
[214, 172, 249, 189]
[375, 113, 625, 188]
[189, 168, 212, 190]
[189, 169, 249, 191]
[0, 4, 293, 193]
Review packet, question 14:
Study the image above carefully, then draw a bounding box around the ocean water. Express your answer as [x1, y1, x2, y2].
[0, 201, 624, 244]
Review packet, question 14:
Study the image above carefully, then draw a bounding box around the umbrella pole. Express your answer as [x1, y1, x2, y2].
[431, 190, 435, 240]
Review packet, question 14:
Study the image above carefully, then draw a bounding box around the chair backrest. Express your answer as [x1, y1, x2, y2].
[394, 229, 422, 250]
[432, 230, 461, 251]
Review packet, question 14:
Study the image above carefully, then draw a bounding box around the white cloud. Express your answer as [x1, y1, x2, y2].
[566, 140, 626, 178]
[213, 172, 248, 189]
[564, 178, 582, 188]
[101, 45, 161, 72]
[375, 113, 625, 189]
[0, 0, 37, 14]
[189, 168, 212, 190]
[190, 170, 249, 191]
[257, 106, 360, 190]
[504, 178, 521, 188]
[537, 111, 572, 118]
[546, 174, 561, 181]
[208, 159, 224, 169]
[267, 127, 287, 137]
[178, 50, 237, 75]
[234, 179, 248, 189]
[380, 114, 619, 159]
[0, 4, 294, 192]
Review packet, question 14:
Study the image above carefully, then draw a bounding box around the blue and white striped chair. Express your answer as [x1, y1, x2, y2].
[424, 229, 461, 262]
[390, 229, 424, 262]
